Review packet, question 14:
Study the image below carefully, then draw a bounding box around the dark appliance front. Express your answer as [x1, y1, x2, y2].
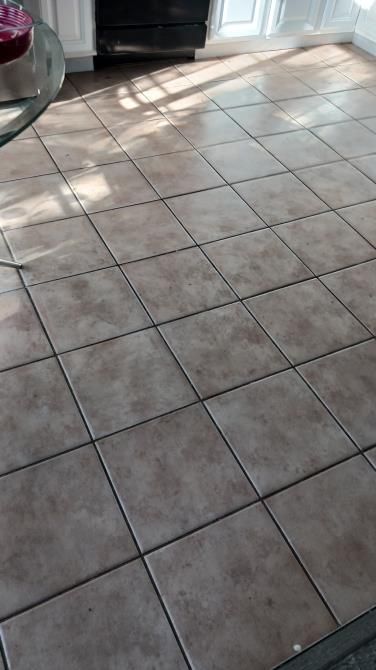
[95, 0, 211, 61]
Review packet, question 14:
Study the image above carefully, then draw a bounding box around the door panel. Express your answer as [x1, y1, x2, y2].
[320, 0, 360, 32]
[209, 0, 271, 39]
[267, 0, 322, 35]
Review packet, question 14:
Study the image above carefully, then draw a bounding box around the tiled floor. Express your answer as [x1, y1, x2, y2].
[1, 43, 376, 670]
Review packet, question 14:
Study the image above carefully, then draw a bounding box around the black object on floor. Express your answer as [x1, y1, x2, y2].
[278, 608, 376, 670]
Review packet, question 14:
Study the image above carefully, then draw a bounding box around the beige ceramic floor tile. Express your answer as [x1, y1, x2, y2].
[42, 128, 128, 170]
[295, 67, 359, 94]
[5, 216, 114, 285]
[337, 201, 376, 245]
[260, 130, 340, 169]
[166, 110, 248, 148]
[322, 260, 376, 334]
[0, 174, 83, 230]
[0, 138, 57, 182]
[109, 118, 191, 158]
[167, 185, 265, 243]
[312, 121, 376, 159]
[201, 139, 286, 183]
[135, 150, 224, 198]
[234, 172, 328, 225]
[227, 102, 301, 136]
[277, 95, 351, 128]
[124, 247, 235, 322]
[199, 78, 268, 108]
[91, 200, 192, 263]
[296, 161, 376, 209]
[34, 99, 102, 136]
[65, 162, 158, 213]
[325, 88, 376, 119]
[248, 73, 314, 100]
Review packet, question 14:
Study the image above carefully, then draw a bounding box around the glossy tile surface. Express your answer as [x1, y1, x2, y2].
[3, 53, 376, 669]
[99, 404, 255, 551]
[148, 505, 335, 670]
[0, 446, 136, 618]
[160, 303, 288, 397]
[207, 370, 355, 495]
[1, 561, 186, 670]
[269, 457, 376, 622]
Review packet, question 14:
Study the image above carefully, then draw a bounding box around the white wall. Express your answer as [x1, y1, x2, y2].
[354, 1, 376, 55]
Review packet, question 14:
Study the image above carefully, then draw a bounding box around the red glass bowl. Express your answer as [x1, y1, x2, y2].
[0, 4, 34, 65]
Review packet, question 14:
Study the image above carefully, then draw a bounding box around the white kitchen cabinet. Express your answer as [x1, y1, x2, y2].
[26, 0, 95, 58]
[320, 0, 360, 33]
[209, 0, 271, 40]
[354, 1, 376, 54]
[267, 0, 323, 35]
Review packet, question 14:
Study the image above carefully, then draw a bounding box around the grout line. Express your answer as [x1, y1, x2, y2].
[2, 57, 376, 649]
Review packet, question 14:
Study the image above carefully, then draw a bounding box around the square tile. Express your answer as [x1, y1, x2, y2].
[275, 211, 376, 274]
[0, 446, 136, 618]
[166, 110, 248, 148]
[0, 236, 22, 293]
[0, 289, 52, 370]
[91, 201, 192, 263]
[99, 405, 255, 551]
[34, 99, 102, 136]
[234, 172, 328, 225]
[109, 118, 191, 159]
[203, 229, 312, 298]
[350, 154, 376, 181]
[299, 340, 376, 448]
[65, 163, 158, 213]
[321, 260, 376, 335]
[167, 186, 265, 243]
[6, 216, 114, 285]
[124, 248, 235, 322]
[226, 102, 301, 136]
[0, 358, 88, 474]
[272, 48, 325, 70]
[223, 53, 285, 77]
[295, 68, 358, 93]
[42, 128, 128, 171]
[201, 139, 286, 183]
[135, 150, 224, 198]
[277, 95, 351, 128]
[361, 116, 376, 132]
[30, 268, 151, 352]
[199, 78, 268, 108]
[296, 161, 376, 209]
[312, 121, 376, 159]
[337, 201, 376, 246]
[207, 370, 354, 495]
[0, 138, 57, 182]
[68, 68, 135, 96]
[246, 279, 368, 364]
[131, 64, 190, 91]
[143, 84, 218, 114]
[1, 561, 186, 670]
[260, 130, 340, 169]
[268, 457, 376, 622]
[336, 62, 376, 87]
[148, 505, 335, 670]
[248, 73, 314, 100]
[160, 303, 288, 398]
[325, 88, 376, 119]
[61, 329, 196, 438]
[175, 58, 235, 85]
[86, 88, 163, 126]
[0, 174, 83, 231]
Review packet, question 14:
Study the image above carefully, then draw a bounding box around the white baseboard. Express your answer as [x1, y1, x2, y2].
[196, 32, 353, 59]
[65, 56, 94, 73]
[352, 32, 376, 57]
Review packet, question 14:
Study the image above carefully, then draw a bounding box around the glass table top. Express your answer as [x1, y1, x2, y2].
[0, 20, 65, 146]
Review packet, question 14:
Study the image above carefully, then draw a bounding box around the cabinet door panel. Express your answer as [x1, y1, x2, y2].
[321, 0, 360, 32]
[39, 0, 95, 56]
[209, 0, 271, 39]
[267, 0, 322, 35]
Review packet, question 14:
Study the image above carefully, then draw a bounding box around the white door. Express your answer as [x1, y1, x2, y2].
[320, 0, 360, 32]
[37, 0, 95, 57]
[267, 0, 323, 35]
[209, 0, 271, 40]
